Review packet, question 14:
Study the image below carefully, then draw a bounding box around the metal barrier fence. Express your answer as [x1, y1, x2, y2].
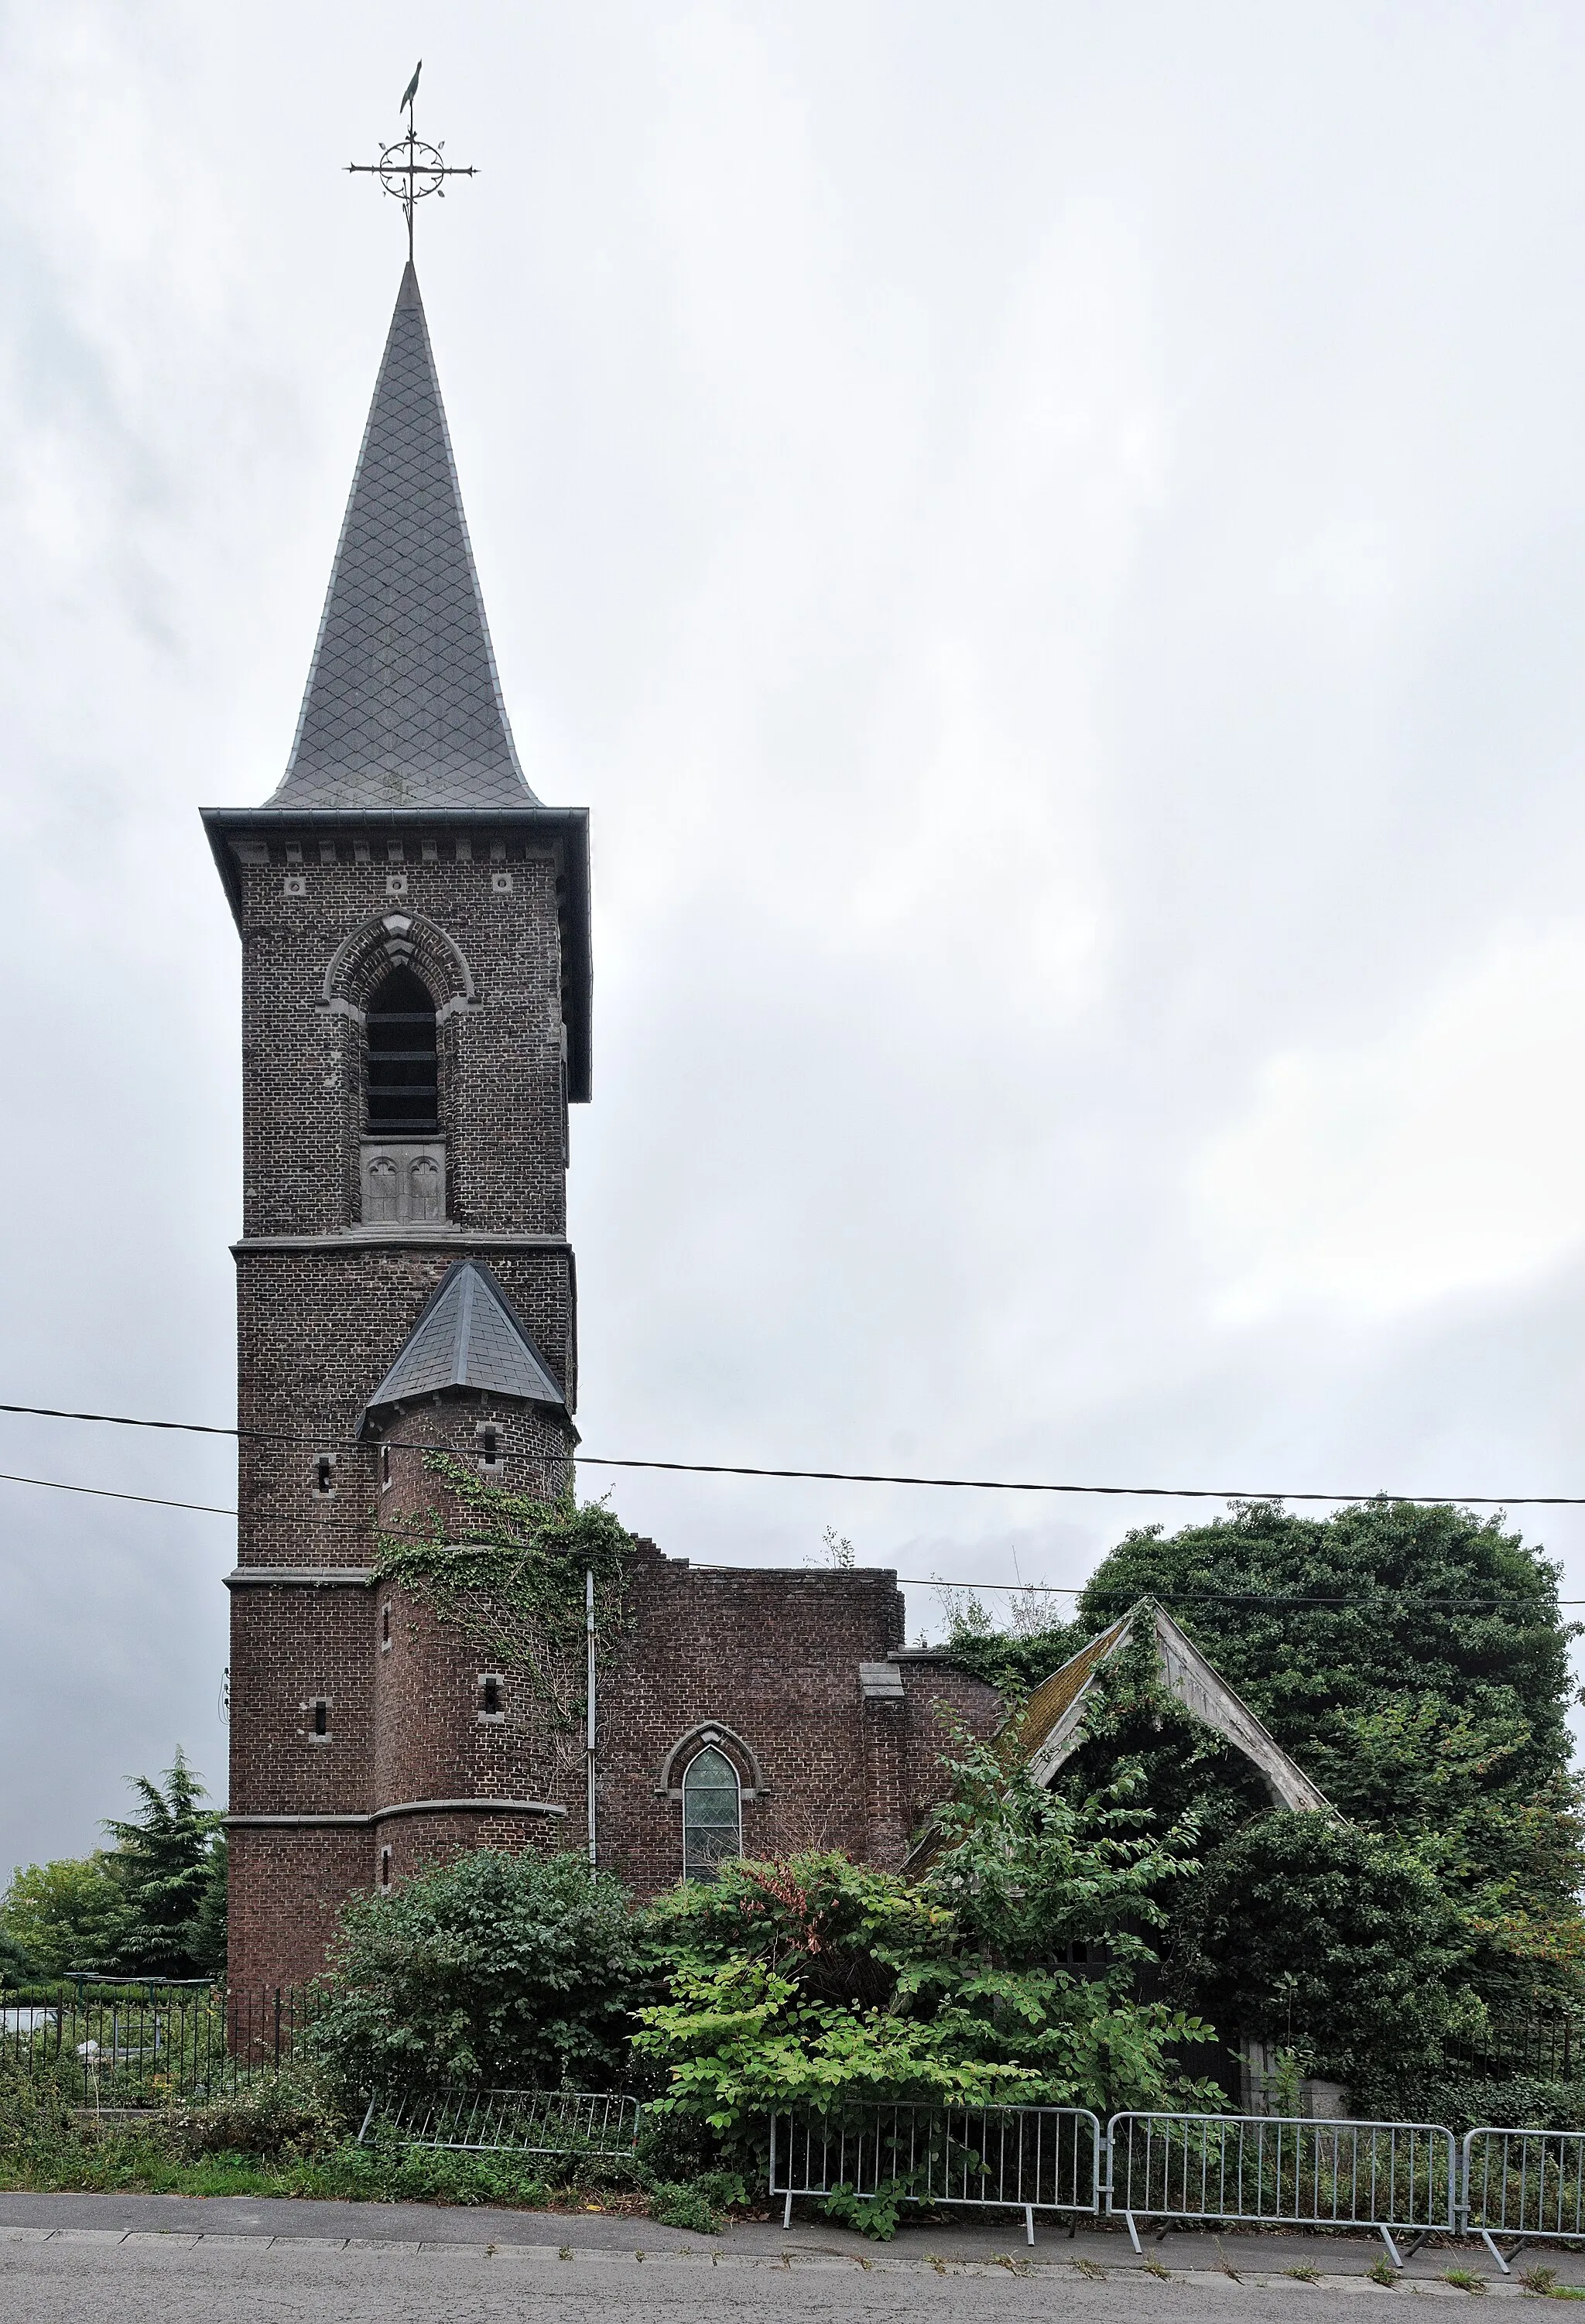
[1463, 2128, 1585, 2273]
[1107, 2112, 1458, 2266]
[0, 1983, 319, 2106]
[768, 2103, 1103, 2245]
[362, 2088, 642, 2160]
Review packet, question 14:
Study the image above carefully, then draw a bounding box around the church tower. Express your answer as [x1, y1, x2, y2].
[204, 263, 591, 1987]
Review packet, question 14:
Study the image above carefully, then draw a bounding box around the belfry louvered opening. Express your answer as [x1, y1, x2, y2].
[365, 967, 438, 1134]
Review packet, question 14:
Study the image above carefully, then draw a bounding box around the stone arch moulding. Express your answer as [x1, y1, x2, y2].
[320, 911, 477, 1026]
[655, 1721, 769, 1802]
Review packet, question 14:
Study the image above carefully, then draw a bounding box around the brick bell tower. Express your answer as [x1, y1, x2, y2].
[204, 262, 591, 1988]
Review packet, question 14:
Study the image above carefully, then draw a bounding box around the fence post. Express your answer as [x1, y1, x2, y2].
[272, 1987, 282, 2068]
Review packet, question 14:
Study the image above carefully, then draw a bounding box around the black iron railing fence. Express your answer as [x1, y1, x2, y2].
[1455, 2010, 1585, 2083]
[0, 1981, 322, 2107]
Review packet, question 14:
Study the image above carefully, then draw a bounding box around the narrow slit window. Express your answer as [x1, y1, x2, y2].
[682, 1746, 741, 1881]
[382, 1604, 391, 1651]
[480, 1673, 502, 1716]
[314, 1454, 336, 1498]
[365, 967, 438, 1135]
[311, 1699, 328, 1737]
[477, 1424, 500, 1473]
[381, 1445, 392, 1490]
[380, 1847, 392, 1889]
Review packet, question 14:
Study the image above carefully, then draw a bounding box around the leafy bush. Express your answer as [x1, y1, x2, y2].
[1031, 1501, 1585, 2031]
[306, 1849, 658, 2103]
[1380, 2072, 1585, 2134]
[1079, 1501, 1575, 1810]
[164, 2069, 347, 2162]
[645, 2171, 741, 2232]
[0, 2055, 77, 2160]
[931, 1587, 1086, 1695]
[1168, 1811, 1477, 2080]
[634, 1746, 1220, 2194]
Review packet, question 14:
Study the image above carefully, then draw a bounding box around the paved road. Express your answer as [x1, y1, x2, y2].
[0, 2232, 1539, 2323]
[1, 2194, 1573, 2320]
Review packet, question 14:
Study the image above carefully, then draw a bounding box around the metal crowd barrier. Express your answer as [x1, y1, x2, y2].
[768, 2103, 1103, 2245]
[360, 2087, 642, 2160]
[1107, 2111, 1458, 2267]
[1463, 2128, 1585, 2273]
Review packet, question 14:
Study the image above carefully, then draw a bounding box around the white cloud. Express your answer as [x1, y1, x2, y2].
[1201, 926, 1585, 1319]
[6, 0, 1585, 1871]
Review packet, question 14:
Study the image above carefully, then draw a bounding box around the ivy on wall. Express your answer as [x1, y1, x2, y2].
[375, 1455, 635, 1734]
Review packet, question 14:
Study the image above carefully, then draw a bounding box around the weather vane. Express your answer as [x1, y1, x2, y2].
[347, 62, 476, 262]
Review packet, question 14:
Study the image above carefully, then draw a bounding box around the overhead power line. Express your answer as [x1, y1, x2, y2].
[578, 1456, 1585, 1507]
[2, 1398, 1585, 1507]
[0, 1463, 1576, 1611]
[0, 1469, 234, 1517]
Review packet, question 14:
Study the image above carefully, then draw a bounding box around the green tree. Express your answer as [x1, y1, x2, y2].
[101, 1749, 224, 1979]
[1057, 1501, 1585, 2011]
[1075, 1500, 1574, 1820]
[0, 1856, 130, 1978]
[183, 1833, 229, 1981]
[307, 1849, 658, 2103]
[1169, 1812, 1480, 2092]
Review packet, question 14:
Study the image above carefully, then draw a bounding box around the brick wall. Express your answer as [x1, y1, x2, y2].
[228, 1825, 371, 1992]
[217, 816, 1008, 1991]
[234, 836, 568, 1244]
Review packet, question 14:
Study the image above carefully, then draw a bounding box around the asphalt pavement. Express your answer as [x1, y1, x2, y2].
[2, 2192, 1580, 2321]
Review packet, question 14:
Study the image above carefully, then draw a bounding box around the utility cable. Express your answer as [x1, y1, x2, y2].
[0, 1465, 1575, 1609]
[0, 1398, 1583, 1508]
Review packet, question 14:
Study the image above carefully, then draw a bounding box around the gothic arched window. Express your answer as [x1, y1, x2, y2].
[682, 1745, 741, 1881]
[365, 967, 438, 1135]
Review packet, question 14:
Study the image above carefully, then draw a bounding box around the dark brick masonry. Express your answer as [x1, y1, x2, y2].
[204, 256, 1002, 1988]
[208, 822, 1000, 1989]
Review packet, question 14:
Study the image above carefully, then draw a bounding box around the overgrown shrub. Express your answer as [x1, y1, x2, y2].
[0, 2055, 77, 2160]
[164, 2069, 347, 2162]
[1368, 2072, 1585, 2134]
[635, 1746, 1220, 2198]
[1071, 1502, 1585, 1998]
[644, 2171, 741, 2233]
[306, 1849, 659, 2103]
[1169, 1811, 1478, 2081]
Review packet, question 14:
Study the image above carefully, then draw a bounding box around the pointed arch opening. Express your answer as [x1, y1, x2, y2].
[365, 967, 438, 1135]
[682, 1746, 741, 1881]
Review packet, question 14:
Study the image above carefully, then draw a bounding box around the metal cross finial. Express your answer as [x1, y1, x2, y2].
[347, 62, 477, 262]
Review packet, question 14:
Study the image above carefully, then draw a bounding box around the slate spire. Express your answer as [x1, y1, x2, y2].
[267, 262, 536, 812]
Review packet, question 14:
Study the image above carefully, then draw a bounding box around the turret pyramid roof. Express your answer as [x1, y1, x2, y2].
[361, 1260, 567, 1427]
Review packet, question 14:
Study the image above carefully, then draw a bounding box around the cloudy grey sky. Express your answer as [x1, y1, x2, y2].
[5, 0, 1585, 1883]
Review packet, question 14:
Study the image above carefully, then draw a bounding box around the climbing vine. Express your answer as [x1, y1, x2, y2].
[374, 1454, 635, 1735]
